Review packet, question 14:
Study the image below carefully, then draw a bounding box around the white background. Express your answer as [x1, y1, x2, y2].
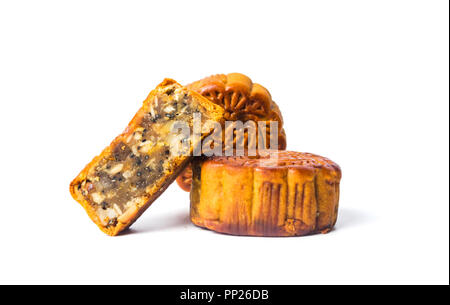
[0, 0, 448, 285]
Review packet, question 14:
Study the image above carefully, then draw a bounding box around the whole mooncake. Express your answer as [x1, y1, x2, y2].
[190, 151, 342, 236]
[70, 79, 224, 236]
[176, 73, 287, 191]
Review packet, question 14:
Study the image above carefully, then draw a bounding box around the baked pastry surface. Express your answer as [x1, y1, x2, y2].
[190, 151, 341, 236]
[177, 73, 287, 191]
[70, 79, 224, 235]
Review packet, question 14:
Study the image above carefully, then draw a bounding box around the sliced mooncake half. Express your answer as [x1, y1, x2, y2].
[70, 79, 224, 235]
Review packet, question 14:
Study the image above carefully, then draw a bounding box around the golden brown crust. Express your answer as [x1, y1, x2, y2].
[190, 151, 341, 237]
[70, 79, 224, 235]
[176, 167, 192, 192]
[186, 73, 283, 126]
[177, 73, 287, 191]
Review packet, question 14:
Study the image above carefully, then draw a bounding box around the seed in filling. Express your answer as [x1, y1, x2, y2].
[101, 201, 109, 210]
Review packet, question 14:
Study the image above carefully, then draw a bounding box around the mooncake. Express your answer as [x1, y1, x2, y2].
[190, 151, 341, 236]
[176, 73, 287, 191]
[70, 79, 224, 236]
